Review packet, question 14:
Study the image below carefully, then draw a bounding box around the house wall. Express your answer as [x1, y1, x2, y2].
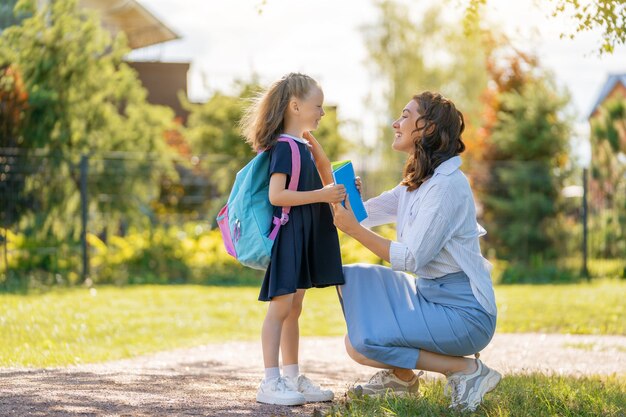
[127, 61, 190, 122]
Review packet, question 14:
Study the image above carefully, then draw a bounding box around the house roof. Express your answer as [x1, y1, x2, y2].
[80, 0, 179, 49]
[589, 73, 626, 119]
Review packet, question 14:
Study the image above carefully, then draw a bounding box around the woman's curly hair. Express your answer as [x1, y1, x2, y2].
[401, 92, 466, 191]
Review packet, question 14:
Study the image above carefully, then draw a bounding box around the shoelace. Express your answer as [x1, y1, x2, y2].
[368, 370, 393, 385]
[272, 377, 289, 392]
[298, 375, 321, 391]
[444, 376, 461, 404]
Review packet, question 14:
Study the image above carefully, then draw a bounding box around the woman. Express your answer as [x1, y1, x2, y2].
[332, 92, 500, 412]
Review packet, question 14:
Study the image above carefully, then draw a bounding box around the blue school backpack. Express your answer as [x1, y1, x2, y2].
[216, 136, 301, 270]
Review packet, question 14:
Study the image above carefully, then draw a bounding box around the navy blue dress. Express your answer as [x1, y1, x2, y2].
[258, 139, 344, 301]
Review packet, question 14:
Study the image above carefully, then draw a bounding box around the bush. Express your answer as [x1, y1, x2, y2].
[499, 262, 580, 284]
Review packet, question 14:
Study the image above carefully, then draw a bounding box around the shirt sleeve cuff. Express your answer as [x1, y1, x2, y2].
[389, 241, 408, 271]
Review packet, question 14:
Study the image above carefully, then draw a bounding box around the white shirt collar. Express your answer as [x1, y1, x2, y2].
[280, 133, 310, 146]
[434, 156, 462, 176]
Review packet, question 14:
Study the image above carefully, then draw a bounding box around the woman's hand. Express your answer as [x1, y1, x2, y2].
[319, 183, 346, 204]
[332, 197, 361, 235]
[355, 176, 362, 194]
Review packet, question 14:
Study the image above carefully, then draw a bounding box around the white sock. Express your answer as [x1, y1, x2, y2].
[283, 364, 299, 379]
[264, 367, 280, 382]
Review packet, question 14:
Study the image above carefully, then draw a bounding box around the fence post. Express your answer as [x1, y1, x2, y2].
[581, 168, 589, 280]
[80, 154, 89, 282]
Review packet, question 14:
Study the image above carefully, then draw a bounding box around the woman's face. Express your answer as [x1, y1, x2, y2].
[391, 99, 420, 154]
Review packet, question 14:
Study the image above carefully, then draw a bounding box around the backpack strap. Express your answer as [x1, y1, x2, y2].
[268, 136, 301, 240]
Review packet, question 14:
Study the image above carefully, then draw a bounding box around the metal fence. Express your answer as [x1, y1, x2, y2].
[1, 149, 624, 288]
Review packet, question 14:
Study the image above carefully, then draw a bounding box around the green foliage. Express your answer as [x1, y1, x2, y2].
[480, 62, 573, 267]
[0, 0, 175, 238]
[314, 105, 351, 161]
[183, 85, 255, 194]
[464, 0, 626, 54]
[499, 261, 579, 284]
[362, 0, 494, 192]
[88, 226, 262, 286]
[328, 374, 626, 417]
[589, 97, 626, 259]
[1, 225, 389, 290]
[0, 0, 26, 31]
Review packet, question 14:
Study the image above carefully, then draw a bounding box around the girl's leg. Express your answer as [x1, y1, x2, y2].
[344, 335, 475, 380]
[280, 289, 305, 368]
[262, 293, 295, 370]
[258, 293, 308, 406]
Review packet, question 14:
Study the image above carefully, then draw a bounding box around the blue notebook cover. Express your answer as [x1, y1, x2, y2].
[331, 160, 368, 222]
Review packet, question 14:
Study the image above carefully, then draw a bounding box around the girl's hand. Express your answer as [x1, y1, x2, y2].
[332, 197, 361, 235]
[320, 183, 346, 203]
[355, 176, 362, 195]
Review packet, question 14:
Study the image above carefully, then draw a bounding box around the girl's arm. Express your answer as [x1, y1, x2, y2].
[269, 173, 345, 207]
[303, 131, 334, 186]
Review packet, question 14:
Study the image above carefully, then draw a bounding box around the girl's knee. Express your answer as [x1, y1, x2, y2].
[289, 302, 303, 318]
[267, 294, 295, 320]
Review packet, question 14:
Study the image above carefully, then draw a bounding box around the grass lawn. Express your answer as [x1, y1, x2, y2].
[0, 279, 624, 367]
[327, 374, 626, 417]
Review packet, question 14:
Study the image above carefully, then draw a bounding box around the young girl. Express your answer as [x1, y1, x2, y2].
[240, 73, 345, 406]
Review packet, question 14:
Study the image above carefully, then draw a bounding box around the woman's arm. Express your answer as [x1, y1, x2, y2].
[333, 187, 454, 273]
[269, 173, 345, 207]
[303, 131, 334, 186]
[333, 199, 391, 262]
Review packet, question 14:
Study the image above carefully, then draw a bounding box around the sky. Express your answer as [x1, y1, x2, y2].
[128, 0, 626, 165]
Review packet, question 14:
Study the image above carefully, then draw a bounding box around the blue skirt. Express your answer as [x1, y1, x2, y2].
[339, 264, 496, 369]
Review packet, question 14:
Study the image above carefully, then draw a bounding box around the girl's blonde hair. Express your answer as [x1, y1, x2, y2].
[240, 73, 319, 151]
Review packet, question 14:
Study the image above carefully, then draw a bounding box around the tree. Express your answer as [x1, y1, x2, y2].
[478, 52, 573, 269]
[362, 0, 494, 192]
[465, 0, 626, 54]
[0, 64, 29, 266]
[0, 0, 175, 239]
[0, 0, 26, 31]
[589, 98, 626, 258]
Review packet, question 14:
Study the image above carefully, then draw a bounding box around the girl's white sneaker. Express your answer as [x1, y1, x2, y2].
[285, 374, 334, 402]
[256, 376, 306, 406]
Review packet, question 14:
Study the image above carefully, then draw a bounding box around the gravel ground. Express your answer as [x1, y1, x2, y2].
[1, 333, 624, 417]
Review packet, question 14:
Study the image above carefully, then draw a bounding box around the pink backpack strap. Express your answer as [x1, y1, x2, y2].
[268, 136, 301, 240]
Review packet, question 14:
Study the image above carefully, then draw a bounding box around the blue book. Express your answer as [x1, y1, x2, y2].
[331, 160, 368, 223]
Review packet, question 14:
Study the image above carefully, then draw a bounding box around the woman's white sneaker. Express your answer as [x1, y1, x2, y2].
[256, 376, 306, 406]
[444, 359, 501, 412]
[284, 374, 334, 402]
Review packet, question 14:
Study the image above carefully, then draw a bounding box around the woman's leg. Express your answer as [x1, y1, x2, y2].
[261, 293, 295, 369]
[280, 289, 305, 367]
[345, 335, 475, 380]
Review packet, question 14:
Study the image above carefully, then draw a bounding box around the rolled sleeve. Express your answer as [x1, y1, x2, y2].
[389, 241, 408, 271]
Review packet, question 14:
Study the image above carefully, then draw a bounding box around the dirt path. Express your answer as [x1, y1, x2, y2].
[1, 333, 625, 417]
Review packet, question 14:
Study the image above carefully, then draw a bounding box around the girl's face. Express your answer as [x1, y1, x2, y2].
[391, 99, 420, 154]
[295, 86, 325, 131]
